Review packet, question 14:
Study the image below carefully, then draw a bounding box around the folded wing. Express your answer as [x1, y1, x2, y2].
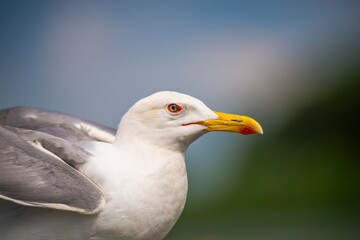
[0, 106, 116, 142]
[0, 107, 116, 214]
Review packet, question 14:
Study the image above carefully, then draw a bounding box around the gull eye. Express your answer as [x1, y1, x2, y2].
[167, 103, 182, 113]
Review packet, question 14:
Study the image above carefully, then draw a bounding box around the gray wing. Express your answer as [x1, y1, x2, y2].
[0, 107, 115, 214]
[0, 106, 116, 142]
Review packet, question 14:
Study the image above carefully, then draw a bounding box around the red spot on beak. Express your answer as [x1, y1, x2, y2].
[239, 126, 259, 135]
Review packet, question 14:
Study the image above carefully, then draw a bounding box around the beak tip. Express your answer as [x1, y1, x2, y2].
[259, 126, 264, 135]
[239, 122, 263, 135]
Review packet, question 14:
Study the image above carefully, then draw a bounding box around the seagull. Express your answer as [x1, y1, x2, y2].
[0, 91, 262, 240]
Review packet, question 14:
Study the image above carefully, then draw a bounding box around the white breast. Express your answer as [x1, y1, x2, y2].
[80, 141, 188, 240]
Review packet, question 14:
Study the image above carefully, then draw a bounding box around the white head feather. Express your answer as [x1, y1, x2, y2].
[114, 91, 218, 152]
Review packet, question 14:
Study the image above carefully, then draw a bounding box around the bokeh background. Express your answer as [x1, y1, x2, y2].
[1, 1, 359, 239]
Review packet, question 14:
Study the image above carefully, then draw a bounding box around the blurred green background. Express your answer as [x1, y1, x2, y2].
[168, 66, 360, 240]
[1, 1, 359, 239]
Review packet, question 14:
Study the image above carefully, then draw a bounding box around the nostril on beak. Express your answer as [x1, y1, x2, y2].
[232, 120, 243, 123]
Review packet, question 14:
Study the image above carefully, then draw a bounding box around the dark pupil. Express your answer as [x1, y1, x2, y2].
[170, 104, 179, 112]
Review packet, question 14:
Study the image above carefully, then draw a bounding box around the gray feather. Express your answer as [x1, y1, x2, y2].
[0, 106, 116, 142]
[0, 107, 113, 214]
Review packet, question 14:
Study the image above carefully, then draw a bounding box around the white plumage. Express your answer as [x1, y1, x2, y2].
[0, 91, 262, 240]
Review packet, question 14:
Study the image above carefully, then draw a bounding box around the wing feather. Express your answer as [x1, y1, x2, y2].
[0, 106, 112, 214]
[0, 106, 116, 142]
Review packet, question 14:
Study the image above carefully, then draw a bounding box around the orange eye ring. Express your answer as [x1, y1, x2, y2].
[167, 103, 182, 113]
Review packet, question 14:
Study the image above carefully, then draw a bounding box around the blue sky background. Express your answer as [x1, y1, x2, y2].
[1, 0, 359, 206]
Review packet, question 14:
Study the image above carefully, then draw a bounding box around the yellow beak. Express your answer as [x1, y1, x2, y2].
[197, 111, 263, 135]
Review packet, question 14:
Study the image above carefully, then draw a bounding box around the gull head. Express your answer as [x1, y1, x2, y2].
[114, 91, 263, 151]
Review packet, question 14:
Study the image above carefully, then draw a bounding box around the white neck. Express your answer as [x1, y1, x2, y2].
[82, 137, 188, 239]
